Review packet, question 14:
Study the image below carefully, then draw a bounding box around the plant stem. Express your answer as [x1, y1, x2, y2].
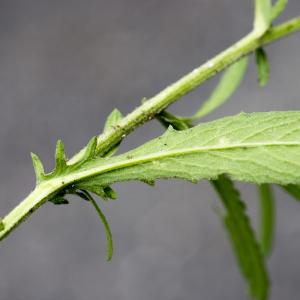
[1, 16, 300, 242]
[69, 16, 300, 163]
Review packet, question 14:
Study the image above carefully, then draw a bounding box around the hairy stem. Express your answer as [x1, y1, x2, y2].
[1, 16, 300, 242]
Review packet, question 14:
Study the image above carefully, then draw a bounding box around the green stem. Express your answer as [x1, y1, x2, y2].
[1, 17, 300, 242]
[69, 16, 300, 163]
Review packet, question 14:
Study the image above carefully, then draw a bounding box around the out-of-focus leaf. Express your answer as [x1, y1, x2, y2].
[213, 175, 269, 300]
[258, 184, 275, 256]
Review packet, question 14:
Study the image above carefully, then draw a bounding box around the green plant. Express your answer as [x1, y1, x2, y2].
[1, 1, 300, 299]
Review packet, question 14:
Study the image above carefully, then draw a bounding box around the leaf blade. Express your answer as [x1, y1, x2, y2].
[258, 184, 275, 256]
[213, 175, 269, 300]
[255, 48, 270, 87]
[73, 111, 300, 188]
[182, 57, 249, 121]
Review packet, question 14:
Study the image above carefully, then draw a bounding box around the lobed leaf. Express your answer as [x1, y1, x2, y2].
[72, 111, 300, 188]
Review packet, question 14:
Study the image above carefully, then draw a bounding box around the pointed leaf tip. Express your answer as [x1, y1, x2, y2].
[31, 152, 45, 182]
[55, 140, 67, 173]
[103, 109, 123, 133]
[82, 136, 98, 162]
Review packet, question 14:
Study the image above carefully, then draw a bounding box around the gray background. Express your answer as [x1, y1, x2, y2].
[0, 1, 299, 299]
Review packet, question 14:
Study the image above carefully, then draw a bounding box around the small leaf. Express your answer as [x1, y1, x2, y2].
[157, 111, 191, 130]
[281, 184, 300, 201]
[80, 190, 113, 261]
[258, 184, 275, 256]
[181, 57, 249, 121]
[271, 0, 288, 21]
[31, 152, 45, 183]
[49, 196, 69, 205]
[76, 182, 116, 201]
[80, 136, 97, 162]
[0, 218, 5, 232]
[103, 109, 123, 132]
[103, 109, 124, 157]
[213, 175, 269, 300]
[55, 140, 67, 173]
[255, 48, 270, 87]
[103, 186, 117, 200]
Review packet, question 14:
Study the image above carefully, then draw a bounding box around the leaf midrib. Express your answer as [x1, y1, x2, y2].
[62, 140, 300, 183]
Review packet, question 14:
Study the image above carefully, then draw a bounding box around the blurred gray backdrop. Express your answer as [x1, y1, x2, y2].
[0, 1, 299, 299]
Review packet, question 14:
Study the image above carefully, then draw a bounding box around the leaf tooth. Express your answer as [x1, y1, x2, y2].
[55, 140, 67, 173]
[103, 108, 123, 133]
[81, 136, 97, 162]
[31, 152, 45, 183]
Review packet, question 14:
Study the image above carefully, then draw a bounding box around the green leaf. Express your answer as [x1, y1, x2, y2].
[103, 108, 123, 132]
[0, 218, 5, 232]
[213, 175, 269, 300]
[72, 111, 300, 188]
[258, 184, 275, 256]
[181, 57, 249, 121]
[255, 48, 270, 87]
[80, 190, 113, 261]
[31, 152, 45, 183]
[55, 140, 67, 174]
[75, 182, 117, 201]
[103, 109, 124, 157]
[271, 0, 288, 21]
[254, 0, 272, 34]
[49, 195, 69, 205]
[281, 184, 300, 201]
[80, 136, 97, 163]
[157, 111, 191, 130]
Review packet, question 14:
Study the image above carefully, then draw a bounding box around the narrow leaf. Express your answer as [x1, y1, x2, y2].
[258, 184, 275, 256]
[55, 140, 67, 173]
[80, 136, 97, 162]
[254, 0, 272, 34]
[31, 152, 45, 183]
[281, 184, 300, 201]
[213, 175, 269, 300]
[271, 0, 288, 21]
[181, 57, 249, 121]
[255, 48, 270, 87]
[103, 109, 124, 157]
[81, 190, 113, 261]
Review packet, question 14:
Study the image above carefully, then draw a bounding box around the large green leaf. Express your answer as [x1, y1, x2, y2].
[67, 111, 300, 188]
[213, 176, 269, 300]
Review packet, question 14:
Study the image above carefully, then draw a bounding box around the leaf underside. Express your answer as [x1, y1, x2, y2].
[73, 111, 300, 189]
